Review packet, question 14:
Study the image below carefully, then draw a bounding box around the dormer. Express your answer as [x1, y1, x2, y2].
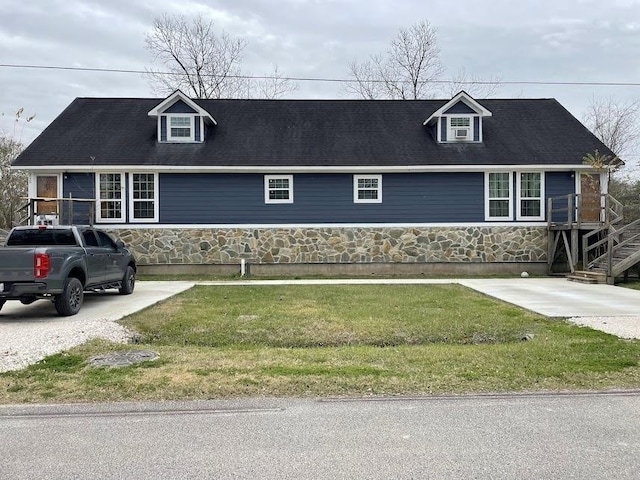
[147, 90, 216, 143]
[423, 91, 492, 143]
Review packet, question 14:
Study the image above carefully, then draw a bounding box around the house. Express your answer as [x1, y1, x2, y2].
[12, 90, 617, 276]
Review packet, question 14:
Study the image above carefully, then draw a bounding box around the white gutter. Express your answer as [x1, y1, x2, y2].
[12, 164, 599, 173]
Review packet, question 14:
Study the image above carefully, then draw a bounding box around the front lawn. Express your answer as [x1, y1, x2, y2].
[1, 284, 639, 403]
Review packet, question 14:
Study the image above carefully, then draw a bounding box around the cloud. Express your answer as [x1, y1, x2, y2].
[1, 0, 640, 146]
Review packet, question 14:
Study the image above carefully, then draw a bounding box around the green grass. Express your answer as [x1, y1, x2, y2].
[127, 285, 539, 347]
[1, 284, 639, 403]
[617, 278, 640, 290]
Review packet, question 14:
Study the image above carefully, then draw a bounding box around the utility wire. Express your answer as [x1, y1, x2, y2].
[1, 63, 640, 88]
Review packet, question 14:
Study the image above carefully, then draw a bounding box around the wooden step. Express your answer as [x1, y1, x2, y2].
[567, 270, 607, 284]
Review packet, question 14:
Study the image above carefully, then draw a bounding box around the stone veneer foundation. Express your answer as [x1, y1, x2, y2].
[107, 226, 548, 266]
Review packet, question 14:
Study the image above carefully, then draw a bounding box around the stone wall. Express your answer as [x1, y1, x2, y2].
[108, 226, 548, 266]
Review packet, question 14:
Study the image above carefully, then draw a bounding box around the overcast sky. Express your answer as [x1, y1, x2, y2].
[1, 0, 639, 167]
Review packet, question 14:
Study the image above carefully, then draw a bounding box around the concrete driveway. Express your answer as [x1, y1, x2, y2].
[459, 278, 640, 339]
[459, 278, 640, 317]
[0, 281, 194, 321]
[0, 281, 194, 372]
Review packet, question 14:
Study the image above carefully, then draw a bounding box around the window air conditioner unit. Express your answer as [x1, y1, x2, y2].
[454, 128, 469, 139]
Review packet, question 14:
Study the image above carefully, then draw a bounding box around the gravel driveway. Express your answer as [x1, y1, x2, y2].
[0, 281, 193, 372]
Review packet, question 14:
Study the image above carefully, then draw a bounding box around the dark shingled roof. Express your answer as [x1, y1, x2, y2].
[13, 97, 612, 168]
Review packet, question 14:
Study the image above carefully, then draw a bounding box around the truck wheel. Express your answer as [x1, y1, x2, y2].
[119, 266, 135, 295]
[55, 277, 84, 316]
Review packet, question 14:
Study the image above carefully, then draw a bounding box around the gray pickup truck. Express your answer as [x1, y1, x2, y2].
[0, 225, 136, 316]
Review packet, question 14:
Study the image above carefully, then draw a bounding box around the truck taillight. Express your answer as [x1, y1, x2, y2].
[34, 253, 51, 279]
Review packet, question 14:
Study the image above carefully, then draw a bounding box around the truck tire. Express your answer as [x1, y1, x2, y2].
[119, 266, 135, 295]
[55, 277, 84, 316]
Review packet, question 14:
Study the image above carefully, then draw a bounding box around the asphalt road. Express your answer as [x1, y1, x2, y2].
[1, 391, 639, 479]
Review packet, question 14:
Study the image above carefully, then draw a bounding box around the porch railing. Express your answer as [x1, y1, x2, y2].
[15, 196, 96, 226]
[548, 193, 623, 229]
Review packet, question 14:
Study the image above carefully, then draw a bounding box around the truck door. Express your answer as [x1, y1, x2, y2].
[96, 230, 126, 282]
[81, 229, 105, 285]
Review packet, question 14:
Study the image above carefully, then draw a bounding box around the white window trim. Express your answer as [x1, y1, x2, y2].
[354, 174, 382, 204]
[95, 172, 126, 223]
[485, 171, 513, 221]
[264, 175, 293, 204]
[516, 171, 545, 221]
[165, 114, 196, 142]
[129, 172, 159, 223]
[447, 114, 475, 142]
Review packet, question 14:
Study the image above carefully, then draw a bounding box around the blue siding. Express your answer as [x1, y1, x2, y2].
[60, 171, 578, 225]
[443, 102, 476, 114]
[474, 117, 480, 141]
[195, 116, 201, 141]
[440, 118, 447, 141]
[160, 116, 167, 141]
[165, 100, 197, 114]
[62, 173, 95, 224]
[159, 173, 485, 224]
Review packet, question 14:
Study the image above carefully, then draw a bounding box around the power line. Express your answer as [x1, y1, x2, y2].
[1, 63, 640, 88]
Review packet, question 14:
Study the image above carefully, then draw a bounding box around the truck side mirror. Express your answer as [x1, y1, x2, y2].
[115, 240, 125, 250]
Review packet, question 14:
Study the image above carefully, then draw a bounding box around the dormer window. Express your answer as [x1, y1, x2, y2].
[148, 90, 217, 144]
[450, 117, 471, 140]
[423, 91, 492, 144]
[168, 115, 193, 141]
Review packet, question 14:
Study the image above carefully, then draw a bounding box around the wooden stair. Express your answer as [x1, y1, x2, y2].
[581, 220, 640, 283]
[567, 270, 607, 284]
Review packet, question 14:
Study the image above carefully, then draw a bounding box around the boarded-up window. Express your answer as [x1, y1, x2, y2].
[36, 176, 58, 214]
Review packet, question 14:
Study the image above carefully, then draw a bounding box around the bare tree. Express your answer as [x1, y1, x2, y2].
[345, 20, 444, 100]
[255, 64, 299, 99]
[145, 14, 248, 99]
[0, 109, 33, 230]
[145, 14, 297, 99]
[582, 96, 640, 160]
[441, 67, 502, 98]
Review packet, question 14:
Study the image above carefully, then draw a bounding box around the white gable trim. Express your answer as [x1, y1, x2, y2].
[147, 90, 216, 125]
[423, 90, 492, 126]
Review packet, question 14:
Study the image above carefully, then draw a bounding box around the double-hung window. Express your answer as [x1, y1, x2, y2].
[168, 115, 193, 141]
[129, 173, 159, 222]
[517, 172, 544, 220]
[354, 175, 382, 203]
[265, 175, 293, 204]
[96, 173, 125, 223]
[485, 172, 513, 220]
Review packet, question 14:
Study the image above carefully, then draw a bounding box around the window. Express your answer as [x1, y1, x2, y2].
[450, 117, 471, 128]
[168, 115, 193, 141]
[265, 175, 293, 204]
[517, 172, 544, 220]
[82, 230, 99, 247]
[485, 172, 513, 220]
[129, 173, 159, 222]
[354, 175, 382, 203]
[450, 117, 471, 140]
[96, 230, 117, 250]
[96, 173, 125, 223]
